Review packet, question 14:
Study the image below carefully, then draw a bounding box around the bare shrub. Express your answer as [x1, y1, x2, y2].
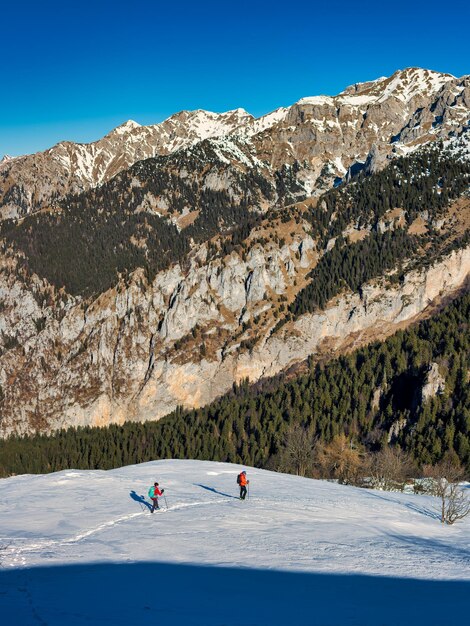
[276, 424, 316, 477]
[370, 446, 417, 491]
[315, 434, 369, 485]
[424, 453, 470, 525]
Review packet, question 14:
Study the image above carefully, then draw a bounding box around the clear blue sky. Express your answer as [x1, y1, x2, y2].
[1, 0, 469, 157]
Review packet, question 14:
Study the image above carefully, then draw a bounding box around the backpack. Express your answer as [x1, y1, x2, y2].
[236, 474, 241, 485]
[148, 486, 155, 498]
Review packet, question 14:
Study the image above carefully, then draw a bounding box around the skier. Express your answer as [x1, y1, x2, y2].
[148, 482, 164, 512]
[237, 471, 249, 500]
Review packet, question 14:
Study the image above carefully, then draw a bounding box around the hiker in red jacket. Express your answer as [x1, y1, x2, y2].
[237, 471, 249, 500]
[148, 482, 164, 513]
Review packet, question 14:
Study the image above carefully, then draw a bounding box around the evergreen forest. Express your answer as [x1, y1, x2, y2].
[1, 291, 469, 477]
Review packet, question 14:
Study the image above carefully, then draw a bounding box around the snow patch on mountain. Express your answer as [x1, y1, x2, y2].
[174, 108, 251, 139]
[375, 68, 454, 104]
[444, 128, 470, 162]
[206, 136, 266, 169]
[297, 95, 334, 106]
[299, 68, 455, 110]
[0, 154, 18, 169]
[109, 119, 142, 135]
[245, 106, 289, 135]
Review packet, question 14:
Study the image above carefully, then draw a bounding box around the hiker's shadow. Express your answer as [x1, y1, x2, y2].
[195, 484, 238, 499]
[130, 490, 152, 511]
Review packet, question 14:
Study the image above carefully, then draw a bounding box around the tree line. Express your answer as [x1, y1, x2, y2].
[1, 291, 469, 478]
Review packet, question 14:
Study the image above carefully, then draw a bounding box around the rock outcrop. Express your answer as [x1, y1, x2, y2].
[421, 362, 446, 403]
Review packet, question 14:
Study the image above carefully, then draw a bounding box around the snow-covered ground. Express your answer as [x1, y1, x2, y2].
[1, 459, 469, 625]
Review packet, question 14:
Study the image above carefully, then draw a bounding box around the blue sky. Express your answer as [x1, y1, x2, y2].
[1, 0, 469, 156]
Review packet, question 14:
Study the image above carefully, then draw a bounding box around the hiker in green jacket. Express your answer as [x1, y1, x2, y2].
[148, 482, 164, 513]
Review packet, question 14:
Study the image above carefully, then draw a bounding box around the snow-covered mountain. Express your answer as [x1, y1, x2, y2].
[1, 67, 469, 220]
[0, 108, 252, 220]
[250, 68, 470, 181]
[0, 459, 469, 625]
[298, 68, 454, 107]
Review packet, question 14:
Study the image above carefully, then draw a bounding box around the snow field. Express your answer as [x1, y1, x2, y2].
[1, 459, 469, 625]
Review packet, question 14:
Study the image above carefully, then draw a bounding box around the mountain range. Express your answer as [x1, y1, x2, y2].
[0, 67, 469, 437]
[2, 67, 469, 220]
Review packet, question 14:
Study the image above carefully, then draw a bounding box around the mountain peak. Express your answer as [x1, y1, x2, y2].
[108, 119, 142, 136]
[380, 67, 455, 98]
[298, 68, 457, 108]
[0, 154, 15, 164]
[342, 67, 455, 103]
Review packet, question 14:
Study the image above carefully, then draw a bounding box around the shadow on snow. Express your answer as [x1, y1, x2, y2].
[384, 532, 470, 562]
[1, 561, 469, 626]
[194, 483, 239, 499]
[129, 490, 152, 511]
[364, 490, 440, 520]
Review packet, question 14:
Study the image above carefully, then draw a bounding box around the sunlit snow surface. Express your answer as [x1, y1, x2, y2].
[1, 460, 469, 625]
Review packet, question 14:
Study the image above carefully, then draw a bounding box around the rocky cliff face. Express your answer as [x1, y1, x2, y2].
[0, 212, 469, 436]
[0, 67, 469, 436]
[421, 362, 446, 403]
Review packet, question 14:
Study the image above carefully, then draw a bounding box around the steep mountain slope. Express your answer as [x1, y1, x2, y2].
[0, 135, 469, 436]
[0, 460, 469, 625]
[0, 69, 469, 436]
[2, 290, 469, 475]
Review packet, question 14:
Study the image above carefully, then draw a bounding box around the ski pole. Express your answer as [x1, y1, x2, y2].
[164, 494, 168, 510]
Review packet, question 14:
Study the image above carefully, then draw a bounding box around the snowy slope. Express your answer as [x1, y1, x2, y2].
[445, 127, 470, 162]
[1, 459, 469, 625]
[298, 68, 453, 108]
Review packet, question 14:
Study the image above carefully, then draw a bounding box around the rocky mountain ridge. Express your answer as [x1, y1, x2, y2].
[1, 68, 469, 220]
[0, 108, 252, 220]
[0, 68, 469, 436]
